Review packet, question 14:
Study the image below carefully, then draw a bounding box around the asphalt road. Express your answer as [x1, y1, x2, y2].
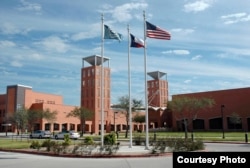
[0, 152, 172, 168]
[204, 142, 250, 152]
[0, 143, 250, 168]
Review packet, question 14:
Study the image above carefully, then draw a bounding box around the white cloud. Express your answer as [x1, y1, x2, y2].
[171, 28, 195, 34]
[29, 53, 43, 60]
[71, 23, 100, 41]
[0, 40, 16, 48]
[191, 55, 202, 60]
[17, 0, 42, 15]
[36, 36, 69, 53]
[184, 0, 213, 13]
[102, 2, 148, 22]
[162, 50, 190, 55]
[184, 79, 192, 84]
[11, 61, 23, 67]
[221, 12, 250, 24]
[0, 22, 31, 35]
[1, 23, 21, 35]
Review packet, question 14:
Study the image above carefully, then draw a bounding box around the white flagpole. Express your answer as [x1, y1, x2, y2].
[101, 13, 104, 147]
[143, 11, 149, 149]
[127, 24, 132, 148]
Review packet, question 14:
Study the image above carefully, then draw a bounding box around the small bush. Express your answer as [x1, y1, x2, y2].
[84, 136, 94, 145]
[41, 139, 56, 152]
[99, 144, 120, 155]
[166, 138, 204, 152]
[52, 142, 63, 154]
[133, 135, 145, 145]
[104, 133, 116, 145]
[30, 140, 41, 151]
[63, 134, 71, 145]
[151, 138, 167, 154]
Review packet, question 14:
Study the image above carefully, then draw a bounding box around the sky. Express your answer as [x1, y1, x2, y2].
[0, 0, 250, 106]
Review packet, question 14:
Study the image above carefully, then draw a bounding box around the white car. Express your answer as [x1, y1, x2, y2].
[30, 130, 52, 139]
[55, 131, 80, 140]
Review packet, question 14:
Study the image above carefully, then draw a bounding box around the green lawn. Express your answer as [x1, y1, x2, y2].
[122, 131, 249, 142]
[0, 131, 249, 149]
[0, 139, 31, 149]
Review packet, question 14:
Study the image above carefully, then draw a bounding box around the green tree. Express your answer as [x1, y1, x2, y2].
[168, 97, 215, 139]
[133, 114, 145, 132]
[113, 95, 143, 138]
[229, 112, 241, 130]
[42, 108, 58, 130]
[133, 114, 145, 124]
[13, 107, 28, 134]
[66, 107, 94, 136]
[10, 107, 57, 133]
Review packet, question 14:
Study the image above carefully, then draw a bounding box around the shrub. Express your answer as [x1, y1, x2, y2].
[133, 135, 145, 145]
[151, 138, 167, 154]
[84, 136, 94, 145]
[166, 138, 204, 152]
[41, 139, 56, 152]
[63, 134, 71, 145]
[104, 133, 116, 145]
[30, 140, 41, 151]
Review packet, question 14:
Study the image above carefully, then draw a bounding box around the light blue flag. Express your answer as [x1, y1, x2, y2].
[104, 25, 122, 42]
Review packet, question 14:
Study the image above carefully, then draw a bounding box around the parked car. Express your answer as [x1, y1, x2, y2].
[54, 131, 80, 140]
[30, 130, 52, 139]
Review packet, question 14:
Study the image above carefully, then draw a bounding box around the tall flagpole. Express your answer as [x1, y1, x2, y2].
[143, 11, 149, 149]
[101, 13, 104, 147]
[127, 24, 132, 148]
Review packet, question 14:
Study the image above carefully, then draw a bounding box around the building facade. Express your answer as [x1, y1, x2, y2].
[0, 84, 79, 132]
[147, 71, 169, 129]
[171, 87, 250, 132]
[81, 55, 112, 133]
[1, 55, 249, 134]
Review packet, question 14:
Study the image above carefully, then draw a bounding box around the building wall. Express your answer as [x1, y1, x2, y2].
[24, 89, 63, 108]
[171, 87, 250, 131]
[81, 65, 111, 134]
[148, 79, 168, 107]
[147, 78, 168, 130]
[0, 94, 6, 131]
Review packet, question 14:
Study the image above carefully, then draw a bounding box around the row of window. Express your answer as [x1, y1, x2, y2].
[82, 68, 110, 78]
[81, 98, 110, 109]
[0, 109, 6, 118]
[81, 89, 110, 98]
[82, 79, 110, 87]
[148, 81, 167, 88]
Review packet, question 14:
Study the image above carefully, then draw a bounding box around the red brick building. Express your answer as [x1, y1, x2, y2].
[147, 71, 169, 129]
[0, 55, 141, 134]
[171, 88, 250, 132]
[0, 84, 79, 132]
[1, 55, 249, 134]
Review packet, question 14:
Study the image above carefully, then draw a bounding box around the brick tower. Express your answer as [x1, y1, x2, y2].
[147, 71, 168, 128]
[81, 55, 111, 134]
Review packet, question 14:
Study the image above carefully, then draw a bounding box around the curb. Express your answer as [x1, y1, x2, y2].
[0, 149, 172, 158]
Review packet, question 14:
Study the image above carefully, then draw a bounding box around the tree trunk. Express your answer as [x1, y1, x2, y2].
[184, 119, 188, 139]
[81, 119, 85, 136]
[125, 112, 129, 138]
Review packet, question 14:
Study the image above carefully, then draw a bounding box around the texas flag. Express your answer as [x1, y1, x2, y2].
[130, 34, 144, 48]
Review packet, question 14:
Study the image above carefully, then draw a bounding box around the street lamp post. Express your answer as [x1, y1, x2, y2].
[114, 112, 118, 132]
[221, 105, 225, 139]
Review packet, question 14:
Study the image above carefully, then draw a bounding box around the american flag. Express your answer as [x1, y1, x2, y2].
[146, 21, 171, 40]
